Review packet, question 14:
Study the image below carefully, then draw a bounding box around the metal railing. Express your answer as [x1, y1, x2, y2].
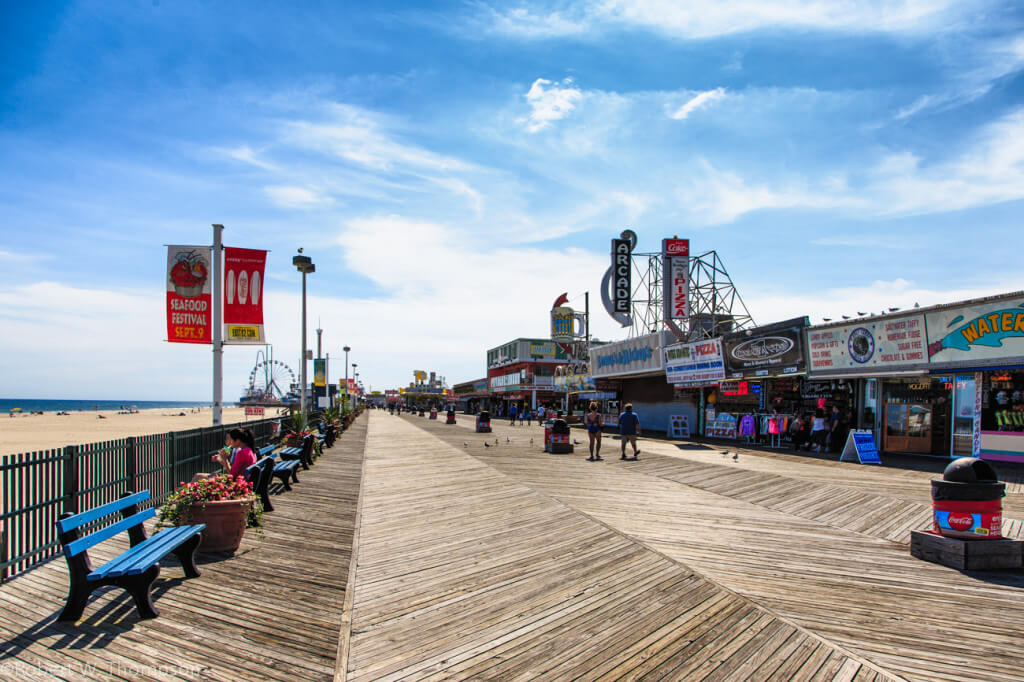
[0, 414, 305, 581]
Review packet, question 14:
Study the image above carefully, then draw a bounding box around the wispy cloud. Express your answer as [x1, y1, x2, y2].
[263, 185, 333, 209]
[670, 88, 726, 120]
[521, 78, 583, 132]
[216, 145, 278, 170]
[478, 1, 964, 40]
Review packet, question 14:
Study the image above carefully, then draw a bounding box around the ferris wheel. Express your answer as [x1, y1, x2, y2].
[246, 348, 297, 403]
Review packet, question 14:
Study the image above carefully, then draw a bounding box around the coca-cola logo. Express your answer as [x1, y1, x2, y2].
[947, 513, 975, 531]
[731, 336, 794, 361]
[665, 239, 689, 256]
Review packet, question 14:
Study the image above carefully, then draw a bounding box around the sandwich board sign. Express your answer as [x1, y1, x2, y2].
[840, 430, 882, 464]
[669, 415, 690, 439]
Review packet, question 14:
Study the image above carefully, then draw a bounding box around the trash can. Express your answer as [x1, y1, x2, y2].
[931, 457, 1005, 540]
[446, 409, 456, 425]
[545, 418, 573, 454]
[475, 411, 491, 433]
[429, 408, 438, 420]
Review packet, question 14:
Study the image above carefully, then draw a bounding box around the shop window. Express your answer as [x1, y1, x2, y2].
[983, 370, 1024, 432]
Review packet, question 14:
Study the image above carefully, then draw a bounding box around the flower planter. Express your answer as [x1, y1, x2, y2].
[184, 497, 254, 553]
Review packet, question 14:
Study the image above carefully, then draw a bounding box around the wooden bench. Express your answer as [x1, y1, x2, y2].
[55, 490, 205, 622]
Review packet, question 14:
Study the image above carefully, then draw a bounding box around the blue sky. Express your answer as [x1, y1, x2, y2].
[1, 0, 1023, 400]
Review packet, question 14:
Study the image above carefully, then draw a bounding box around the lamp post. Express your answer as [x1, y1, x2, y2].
[292, 252, 315, 413]
[343, 346, 350, 411]
[351, 364, 358, 408]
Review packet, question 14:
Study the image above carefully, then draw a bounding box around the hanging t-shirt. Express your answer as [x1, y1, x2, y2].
[739, 415, 756, 436]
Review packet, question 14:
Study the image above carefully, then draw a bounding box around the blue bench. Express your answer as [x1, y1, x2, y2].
[245, 455, 276, 513]
[55, 490, 205, 622]
[280, 434, 314, 470]
[254, 444, 301, 493]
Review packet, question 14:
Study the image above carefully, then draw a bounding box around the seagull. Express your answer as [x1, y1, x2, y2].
[842, 315, 851, 320]
[464, 442, 468, 447]
[889, 307, 899, 312]
[484, 442, 491, 448]
[822, 318, 832, 322]
[857, 312, 867, 316]
[506, 436, 510, 443]
[495, 438, 499, 444]
[573, 439, 581, 445]
[733, 453, 739, 461]
[530, 438, 534, 445]
[914, 302, 920, 308]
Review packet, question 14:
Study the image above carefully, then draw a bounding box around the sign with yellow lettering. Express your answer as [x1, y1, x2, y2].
[927, 296, 1024, 363]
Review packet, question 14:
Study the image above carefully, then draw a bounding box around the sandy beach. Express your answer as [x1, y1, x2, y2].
[0, 406, 289, 455]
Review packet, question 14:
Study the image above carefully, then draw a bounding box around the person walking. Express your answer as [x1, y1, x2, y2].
[509, 402, 518, 426]
[537, 405, 546, 423]
[618, 403, 641, 460]
[525, 408, 533, 426]
[585, 401, 603, 461]
[811, 408, 828, 453]
[519, 407, 526, 426]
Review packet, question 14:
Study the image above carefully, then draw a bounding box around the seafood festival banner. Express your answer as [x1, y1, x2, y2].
[223, 247, 267, 344]
[166, 245, 212, 344]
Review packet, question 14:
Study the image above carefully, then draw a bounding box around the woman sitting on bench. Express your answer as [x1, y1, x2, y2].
[193, 428, 257, 482]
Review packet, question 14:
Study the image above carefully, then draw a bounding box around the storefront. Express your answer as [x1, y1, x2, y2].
[453, 378, 489, 414]
[664, 337, 725, 435]
[590, 331, 694, 434]
[705, 318, 810, 443]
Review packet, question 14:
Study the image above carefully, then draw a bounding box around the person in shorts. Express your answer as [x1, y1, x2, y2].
[618, 403, 641, 460]
[585, 401, 603, 461]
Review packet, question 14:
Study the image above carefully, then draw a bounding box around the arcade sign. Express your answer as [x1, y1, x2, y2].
[600, 229, 636, 328]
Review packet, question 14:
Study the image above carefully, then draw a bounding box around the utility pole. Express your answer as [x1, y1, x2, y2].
[212, 224, 224, 426]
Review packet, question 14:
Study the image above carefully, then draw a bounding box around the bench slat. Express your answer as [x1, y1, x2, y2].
[90, 524, 205, 580]
[57, 491, 151, 533]
[259, 445, 275, 456]
[64, 508, 155, 557]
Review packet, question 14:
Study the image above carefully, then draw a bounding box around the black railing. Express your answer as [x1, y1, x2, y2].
[0, 414, 296, 581]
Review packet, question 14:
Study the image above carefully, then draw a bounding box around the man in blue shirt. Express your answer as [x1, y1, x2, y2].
[618, 403, 641, 460]
[509, 402, 518, 426]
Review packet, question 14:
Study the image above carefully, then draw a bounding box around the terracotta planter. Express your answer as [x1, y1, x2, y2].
[184, 497, 254, 553]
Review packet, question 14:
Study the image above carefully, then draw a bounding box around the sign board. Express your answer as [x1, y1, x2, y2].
[551, 307, 575, 341]
[662, 238, 690, 322]
[612, 238, 632, 314]
[807, 314, 926, 373]
[223, 247, 268, 344]
[244, 406, 265, 417]
[590, 332, 663, 378]
[166, 245, 212, 344]
[317, 396, 330, 408]
[840, 430, 882, 464]
[669, 414, 690, 439]
[313, 358, 326, 387]
[664, 338, 725, 385]
[926, 296, 1024, 364]
[722, 317, 808, 378]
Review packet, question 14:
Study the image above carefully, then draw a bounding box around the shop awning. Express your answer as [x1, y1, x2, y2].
[808, 370, 928, 380]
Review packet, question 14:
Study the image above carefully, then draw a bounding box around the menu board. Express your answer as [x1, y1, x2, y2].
[807, 314, 927, 372]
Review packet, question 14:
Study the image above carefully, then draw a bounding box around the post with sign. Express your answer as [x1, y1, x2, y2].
[662, 237, 689, 341]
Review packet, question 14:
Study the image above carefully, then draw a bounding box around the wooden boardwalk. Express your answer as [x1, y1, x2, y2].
[0, 415, 367, 682]
[340, 415, 891, 681]
[404, 412, 1024, 682]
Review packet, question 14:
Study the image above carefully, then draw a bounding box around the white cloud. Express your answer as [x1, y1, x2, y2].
[263, 185, 333, 209]
[521, 78, 583, 132]
[218, 145, 278, 170]
[480, 1, 963, 40]
[670, 88, 726, 120]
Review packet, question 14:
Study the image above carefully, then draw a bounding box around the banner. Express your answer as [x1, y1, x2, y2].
[223, 247, 267, 344]
[612, 238, 632, 314]
[722, 318, 808, 378]
[166, 245, 212, 344]
[313, 358, 326, 387]
[926, 296, 1024, 364]
[664, 338, 725, 385]
[807, 314, 927, 373]
[590, 332, 663, 378]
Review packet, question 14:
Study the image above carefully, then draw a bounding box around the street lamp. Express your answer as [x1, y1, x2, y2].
[343, 346, 350, 411]
[352, 364, 358, 407]
[293, 251, 315, 413]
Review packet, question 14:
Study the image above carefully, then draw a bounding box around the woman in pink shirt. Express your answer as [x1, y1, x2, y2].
[193, 428, 257, 481]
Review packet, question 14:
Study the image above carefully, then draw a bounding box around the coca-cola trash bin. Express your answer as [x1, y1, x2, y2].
[475, 411, 492, 433]
[931, 457, 1005, 540]
[545, 418, 573, 454]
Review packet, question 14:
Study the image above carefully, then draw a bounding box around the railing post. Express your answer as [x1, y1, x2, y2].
[125, 436, 137, 494]
[168, 432, 178, 493]
[62, 445, 79, 515]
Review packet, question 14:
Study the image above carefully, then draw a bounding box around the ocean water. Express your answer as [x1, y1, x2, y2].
[0, 399, 210, 414]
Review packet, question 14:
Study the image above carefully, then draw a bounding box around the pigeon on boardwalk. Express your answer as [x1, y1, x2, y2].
[495, 438, 499, 444]
[530, 438, 534, 445]
[484, 442, 490, 448]
[573, 439, 581, 445]
[464, 442, 468, 447]
[506, 436, 510, 443]
[733, 453, 739, 461]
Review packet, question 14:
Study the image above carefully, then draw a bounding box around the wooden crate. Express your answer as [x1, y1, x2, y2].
[910, 530, 1023, 571]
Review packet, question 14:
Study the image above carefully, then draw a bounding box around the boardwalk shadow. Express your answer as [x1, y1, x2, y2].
[0, 579, 183, 659]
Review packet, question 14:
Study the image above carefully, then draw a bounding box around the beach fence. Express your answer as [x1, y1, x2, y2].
[0, 415, 294, 581]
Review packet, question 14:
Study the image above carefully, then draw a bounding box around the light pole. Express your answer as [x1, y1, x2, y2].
[343, 346, 350, 411]
[352, 365, 358, 408]
[292, 251, 315, 413]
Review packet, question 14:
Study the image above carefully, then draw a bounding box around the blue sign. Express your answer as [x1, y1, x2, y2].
[841, 430, 881, 464]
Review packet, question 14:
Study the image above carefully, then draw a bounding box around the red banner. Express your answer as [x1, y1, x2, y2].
[166, 245, 212, 344]
[224, 247, 267, 344]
